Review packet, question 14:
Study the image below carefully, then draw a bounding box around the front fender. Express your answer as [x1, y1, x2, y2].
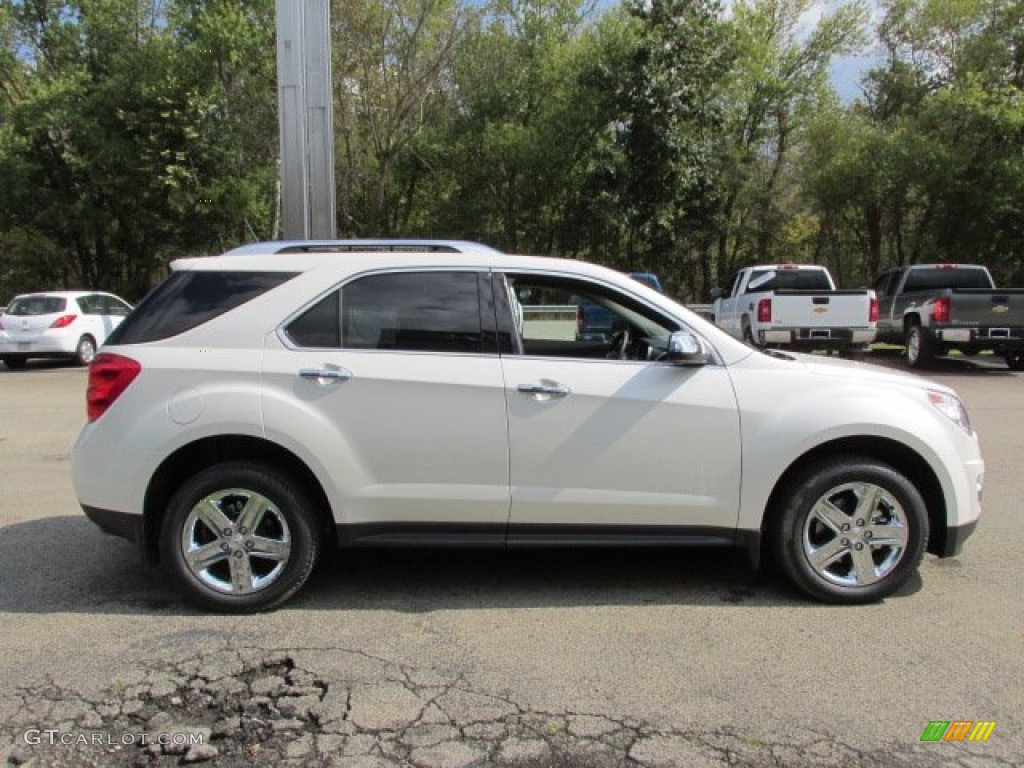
[727, 359, 979, 534]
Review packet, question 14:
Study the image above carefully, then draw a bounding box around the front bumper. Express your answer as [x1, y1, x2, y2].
[82, 505, 144, 545]
[938, 520, 978, 558]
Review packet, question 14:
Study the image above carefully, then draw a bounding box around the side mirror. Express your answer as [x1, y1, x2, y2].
[710, 286, 723, 300]
[666, 331, 710, 366]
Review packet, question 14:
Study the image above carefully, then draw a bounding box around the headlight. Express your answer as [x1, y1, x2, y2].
[927, 390, 973, 435]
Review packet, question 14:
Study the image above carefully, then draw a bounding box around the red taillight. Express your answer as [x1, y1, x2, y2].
[932, 297, 950, 323]
[757, 298, 772, 323]
[50, 314, 78, 328]
[869, 297, 879, 323]
[86, 353, 141, 422]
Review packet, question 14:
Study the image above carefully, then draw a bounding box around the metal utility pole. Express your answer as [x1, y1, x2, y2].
[276, 0, 336, 240]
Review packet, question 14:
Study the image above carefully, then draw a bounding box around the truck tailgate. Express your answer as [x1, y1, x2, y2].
[771, 290, 873, 327]
[948, 289, 1024, 328]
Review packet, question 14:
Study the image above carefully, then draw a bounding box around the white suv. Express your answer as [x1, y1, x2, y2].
[71, 241, 984, 612]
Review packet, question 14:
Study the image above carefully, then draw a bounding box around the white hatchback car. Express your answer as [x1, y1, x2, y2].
[0, 291, 133, 368]
[71, 241, 984, 612]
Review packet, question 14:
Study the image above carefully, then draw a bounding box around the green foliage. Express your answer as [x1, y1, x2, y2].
[0, 0, 276, 299]
[803, 0, 1024, 285]
[0, 0, 1020, 301]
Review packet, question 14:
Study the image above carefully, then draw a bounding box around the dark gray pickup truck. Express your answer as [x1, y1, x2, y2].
[872, 263, 1024, 369]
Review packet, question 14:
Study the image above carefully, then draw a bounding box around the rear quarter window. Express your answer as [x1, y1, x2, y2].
[106, 271, 297, 344]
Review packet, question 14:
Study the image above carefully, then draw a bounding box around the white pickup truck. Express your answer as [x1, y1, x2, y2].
[712, 264, 877, 354]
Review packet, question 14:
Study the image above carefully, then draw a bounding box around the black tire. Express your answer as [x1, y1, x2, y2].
[742, 321, 758, 347]
[160, 462, 322, 613]
[772, 456, 928, 604]
[74, 335, 97, 366]
[1005, 351, 1024, 371]
[2, 356, 27, 370]
[905, 325, 934, 369]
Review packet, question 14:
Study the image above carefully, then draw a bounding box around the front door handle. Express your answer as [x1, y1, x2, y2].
[517, 381, 570, 398]
[299, 367, 353, 383]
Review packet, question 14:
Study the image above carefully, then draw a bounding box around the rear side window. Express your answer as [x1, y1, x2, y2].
[285, 271, 489, 354]
[8, 296, 67, 315]
[107, 271, 297, 344]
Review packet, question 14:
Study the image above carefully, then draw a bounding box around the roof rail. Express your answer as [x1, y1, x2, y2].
[223, 240, 503, 256]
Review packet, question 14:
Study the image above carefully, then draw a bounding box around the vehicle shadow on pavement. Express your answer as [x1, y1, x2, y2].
[0, 516, 923, 614]
[0, 360, 84, 375]
[863, 349, 1017, 375]
[297, 547, 925, 612]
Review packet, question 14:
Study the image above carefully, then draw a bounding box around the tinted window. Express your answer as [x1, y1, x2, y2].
[872, 272, 896, 298]
[903, 267, 993, 291]
[107, 271, 297, 344]
[101, 295, 132, 316]
[745, 269, 832, 292]
[8, 296, 67, 315]
[342, 272, 485, 353]
[287, 290, 340, 348]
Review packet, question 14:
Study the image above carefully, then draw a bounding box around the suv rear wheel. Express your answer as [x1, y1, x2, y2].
[160, 462, 321, 612]
[773, 456, 928, 604]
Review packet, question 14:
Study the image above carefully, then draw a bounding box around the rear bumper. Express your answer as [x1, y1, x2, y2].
[935, 327, 1024, 350]
[0, 332, 76, 356]
[760, 328, 876, 347]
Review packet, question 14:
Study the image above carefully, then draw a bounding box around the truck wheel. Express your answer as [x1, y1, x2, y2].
[1005, 352, 1024, 371]
[772, 456, 928, 604]
[160, 462, 322, 613]
[905, 325, 934, 368]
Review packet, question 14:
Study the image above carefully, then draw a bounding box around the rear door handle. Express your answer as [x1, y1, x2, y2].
[299, 367, 353, 383]
[517, 381, 570, 398]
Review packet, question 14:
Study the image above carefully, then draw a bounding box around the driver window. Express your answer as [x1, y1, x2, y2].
[504, 274, 678, 361]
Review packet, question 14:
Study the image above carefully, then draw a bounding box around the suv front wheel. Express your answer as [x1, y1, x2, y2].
[160, 462, 322, 612]
[773, 456, 928, 604]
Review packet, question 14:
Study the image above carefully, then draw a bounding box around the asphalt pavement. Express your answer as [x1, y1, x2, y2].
[0, 355, 1020, 767]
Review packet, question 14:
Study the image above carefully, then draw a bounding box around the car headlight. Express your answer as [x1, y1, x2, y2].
[927, 390, 973, 435]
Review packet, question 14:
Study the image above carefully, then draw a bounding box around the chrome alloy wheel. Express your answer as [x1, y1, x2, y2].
[906, 331, 920, 364]
[180, 488, 292, 595]
[802, 481, 909, 587]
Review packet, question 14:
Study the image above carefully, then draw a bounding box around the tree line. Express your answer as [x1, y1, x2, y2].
[1, 0, 1021, 303]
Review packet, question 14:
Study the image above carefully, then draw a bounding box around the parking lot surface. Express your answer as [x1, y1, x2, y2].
[0, 355, 1021, 767]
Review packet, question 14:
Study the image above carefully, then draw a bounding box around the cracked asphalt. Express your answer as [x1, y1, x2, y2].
[1, 359, 1022, 767]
